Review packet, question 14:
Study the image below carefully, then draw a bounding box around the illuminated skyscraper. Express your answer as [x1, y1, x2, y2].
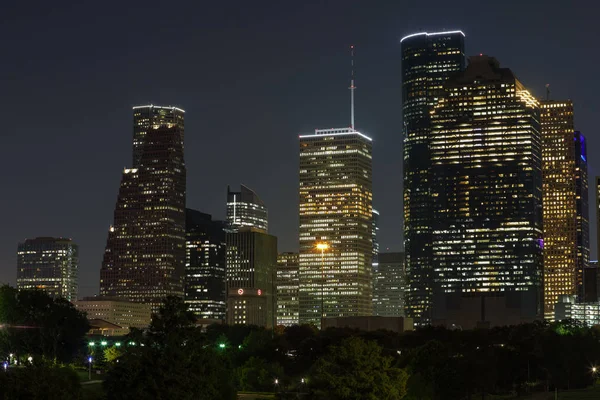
[540, 100, 589, 318]
[100, 105, 186, 311]
[401, 31, 466, 323]
[276, 252, 300, 326]
[298, 128, 373, 325]
[429, 55, 543, 328]
[227, 185, 268, 233]
[373, 252, 406, 317]
[17, 237, 78, 301]
[184, 209, 227, 321]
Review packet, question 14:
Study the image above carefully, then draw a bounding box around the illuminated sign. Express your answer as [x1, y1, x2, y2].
[237, 289, 244, 295]
[257, 289, 262, 296]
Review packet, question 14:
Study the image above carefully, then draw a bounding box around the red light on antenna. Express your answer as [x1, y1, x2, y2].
[350, 45, 354, 49]
[479, 53, 483, 56]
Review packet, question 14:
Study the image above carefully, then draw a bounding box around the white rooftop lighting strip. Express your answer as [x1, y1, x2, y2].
[400, 30, 466, 43]
[299, 129, 373, 142]
[132, 105, 186, 113]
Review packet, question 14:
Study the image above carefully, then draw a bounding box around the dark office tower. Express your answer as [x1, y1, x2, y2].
[227, 185, 268, 233]
[401, 31, 466, 323]
[132, 105, 185, 167]
[17, 237, 78, 301]
[429, 55, 543, 328]
[276, 252, 300, 327]
[540, 100, 590, 317]
[372, 209, 380, 263]
[373, 252, 406, 317]
[185, 209, 227, 321]
[100, 105, 186, 312]
[226, 228, 277, 328]
[298, 128, 373, 326]
[574, 132, 590, 298]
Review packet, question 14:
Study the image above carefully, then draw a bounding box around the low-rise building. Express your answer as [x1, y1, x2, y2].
[75, 297, 151, 335]
[321, 316, 414, 333]
[555, 295, 600, 326]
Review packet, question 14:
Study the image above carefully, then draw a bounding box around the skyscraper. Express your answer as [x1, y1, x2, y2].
[401, 31, 466, 323]
[100, 105, 186, 311]
[429, 55, 543, 328]
[298, 127, 373, 325]
[373, 252, 406, 317]
[276, 252, 300, 327]
[17, 237, 78, 301]
[540, 100, 589, 317]
[185, 209, 227, 321]
[227, 185, 268, 233]
[226, 228, 277, 328]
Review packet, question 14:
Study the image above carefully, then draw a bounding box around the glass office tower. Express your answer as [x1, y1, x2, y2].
[401, 31, 466, 323]
[298, 128, 373, 326]
[276, 252, 300, 327]
[227, 185, 268, 233]
[429, 55, 543, 328]
[100, 105, 186, 312]
[17, 237, 78, 301]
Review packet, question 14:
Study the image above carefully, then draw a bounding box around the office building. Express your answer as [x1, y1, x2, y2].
[276, 252, 300, 327]
[227, 185, 268, 232]
[226, 227, 277, 328]
[401, 31, 466, 323]
[372, 209, 380, 264]
[429, 55, 543, 328]
[75, 297, 151, 335]
[298, 127, 373, 325]
[185, 209, 227, 321]
[373, 252, 406, 317]
[584, 260, 600, 303]
[555, 295, 600, 326]
[16, 237, 78, 301]
[100, 105, 186, 312]
[541, 100, 589, 318]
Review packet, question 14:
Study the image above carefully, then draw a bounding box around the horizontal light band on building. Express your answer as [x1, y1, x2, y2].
[132, 105, 186, 113]
[400, 30, 466, 43]
[299, 131, 373, 142]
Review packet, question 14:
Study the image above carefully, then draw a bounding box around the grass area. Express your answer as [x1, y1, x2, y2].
[553, 384, 600, 399]
[81, 381, 104, 400]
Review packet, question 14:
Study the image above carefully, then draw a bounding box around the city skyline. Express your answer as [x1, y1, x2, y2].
[2, 1, 599, 298]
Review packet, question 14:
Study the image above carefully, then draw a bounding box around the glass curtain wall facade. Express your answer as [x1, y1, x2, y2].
[17, 237, 78, 301]
[540, 101, 590, 318]
[298, 128, 373, 326]
[227, 185, 268, 233]
[100, 105, 186, 312]
[185, 209, 227, 321]
[429, 55, 543, 328]
[401, 31, 466, 323]
[373, 252, 406, 317]
[276, 252, 300, 326]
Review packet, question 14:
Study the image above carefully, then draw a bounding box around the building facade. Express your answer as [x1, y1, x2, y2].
[100, 105, 186, 312]
[540, 100, 589, 318]
[276, 252, 300, 327]
[298, 128, 373, 326]
[401, 31, 466, 323]
[227, 185, 268, 232]
[226, 228, 277, 328]
[429, 55, 543, 328]
[185, 209, 227, 321]
[17, 237, 78, 301]
[74, 297, 152, 334]
[373, 252, 406, 317]
[555, 295, 600, 326]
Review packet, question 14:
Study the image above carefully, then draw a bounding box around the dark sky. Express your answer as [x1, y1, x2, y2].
[1, 0, 598, 297]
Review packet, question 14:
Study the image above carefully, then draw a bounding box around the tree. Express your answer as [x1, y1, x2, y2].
[0, 361, 82, 400]
[0, 285, 89, 363]
[239, 356, 284, 392]
[103, 296, 236, 400]
[104, 345, 123, 364]
[309, 336, 408, 400]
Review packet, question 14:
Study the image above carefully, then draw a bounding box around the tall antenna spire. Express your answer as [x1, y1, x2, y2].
[350, 45, 356, 129]
[546, 83, 550, 101]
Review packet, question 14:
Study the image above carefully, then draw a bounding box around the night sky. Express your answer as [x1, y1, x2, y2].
[1, 0, 598, 296]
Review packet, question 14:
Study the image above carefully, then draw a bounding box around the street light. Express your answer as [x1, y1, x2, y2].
[316, 242, 329, 330]
[87, 356, 93, 381]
